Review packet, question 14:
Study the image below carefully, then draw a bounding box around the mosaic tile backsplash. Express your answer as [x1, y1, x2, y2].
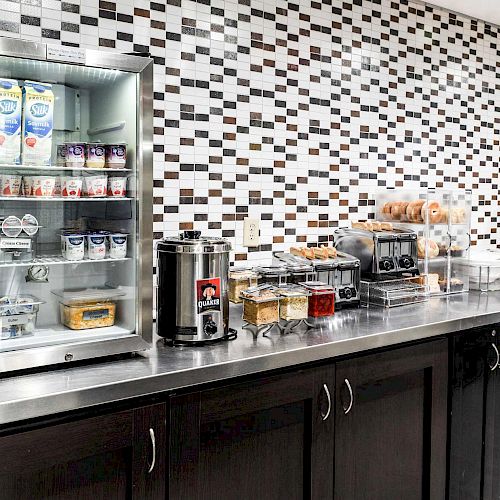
[0, 0, 498, 263]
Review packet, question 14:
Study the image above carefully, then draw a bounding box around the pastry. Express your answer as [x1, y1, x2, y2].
[390, 201, 409, 220]
[417, 237, 439, 259]
[450, 245, 465, 257]
[449, 207, 466, 224]
[290, 247, 303, 257]
[380, 221, 393, 231]
[321, 245, 337, 258]
[437, 243, 448, 256]
[302, 247, 315, 260]
[406, 200, 425, 223]
[312, 246, 329, 260]
[352, 221, 369, 230]
[371, 221, 382, 231]
[438, 277, 464, 292]
[421, 200, 443, 224]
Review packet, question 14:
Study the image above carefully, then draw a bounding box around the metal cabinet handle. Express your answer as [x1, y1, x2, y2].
[147, 428, 156, 474]
[321, 383, 332, 421]
[490, 343, 500, 372]
[343, 378, 354, 415]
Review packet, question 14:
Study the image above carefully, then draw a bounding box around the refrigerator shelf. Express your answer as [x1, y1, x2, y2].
[0, 256, 131, 268]
[0, 196, 133, 202]
[0, 163, 132, 173]
[0, 324, 133, 353]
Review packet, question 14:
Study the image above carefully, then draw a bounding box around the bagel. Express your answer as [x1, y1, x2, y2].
[382, 202, 393, 216]
[390, 201, 409, 220]
[421, 201, 443, 224]
[406, 200, 425, 223]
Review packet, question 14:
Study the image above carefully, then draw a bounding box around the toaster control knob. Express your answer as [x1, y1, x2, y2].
[381, 260, 393, 271]
[401, 257, 413, 269]
[344, 287, 352, 299]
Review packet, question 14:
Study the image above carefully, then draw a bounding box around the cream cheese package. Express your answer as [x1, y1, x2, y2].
[0, 78, 22, 165]
[22, 81, 54, 166]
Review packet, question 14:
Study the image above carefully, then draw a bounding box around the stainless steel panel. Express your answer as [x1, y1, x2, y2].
[0, 292, 498, 425]
[85, 48, 152, 73]
[0, 37, 46, 61]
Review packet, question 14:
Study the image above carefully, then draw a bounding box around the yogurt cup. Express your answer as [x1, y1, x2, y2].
[32, 176, 56, 197]
[105, 143, 126, 168]
[85, 143, 105, 168]
[87, 232, 108, 260]
[61, 233, 85, 261]
[107, 176, 127, 197]
[22, 176, 34, 197]
[83, 175, 107, 197]
[1, 216, 22, 237]
[109, 233, 128, 259]
[21, 214, 39, 236]
[0, 174, 21, 197]
[62, 176, 82, 198]
[65, 142, 86, 168]
[56, 144, 67, 166]
[54, 176, 61, 196]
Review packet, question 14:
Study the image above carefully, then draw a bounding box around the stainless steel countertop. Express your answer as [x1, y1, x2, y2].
[1, 291, 500, 427]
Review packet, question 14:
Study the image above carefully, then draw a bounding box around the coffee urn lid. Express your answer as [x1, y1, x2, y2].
[156, 231, 232, 254]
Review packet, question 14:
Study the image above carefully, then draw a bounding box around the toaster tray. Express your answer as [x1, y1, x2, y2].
[360, 278, 428, 308]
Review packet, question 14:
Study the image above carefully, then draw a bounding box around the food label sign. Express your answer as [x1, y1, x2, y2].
[196, 278, 221, 314]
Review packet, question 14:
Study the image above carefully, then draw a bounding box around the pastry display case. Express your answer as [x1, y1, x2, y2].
[0, 37, 153, 372]
[375, 189, 472, 295]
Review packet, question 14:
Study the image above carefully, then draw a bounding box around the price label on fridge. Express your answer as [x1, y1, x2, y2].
[47, 44, 86, 64]
[0, 238, 31, 250]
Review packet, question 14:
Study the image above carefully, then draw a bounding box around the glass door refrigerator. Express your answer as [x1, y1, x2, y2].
[0, 37, 153, 372]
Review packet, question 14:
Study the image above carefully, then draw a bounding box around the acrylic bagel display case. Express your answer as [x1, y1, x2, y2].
[0, 37, 153, 372]
[375, 189, 471, 295]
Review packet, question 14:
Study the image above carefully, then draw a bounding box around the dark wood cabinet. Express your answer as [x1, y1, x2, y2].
[449, 324, 500, 500]
[0, 403, 166, 500]
[334, 339, 448, 500]
[169, 366, 335, 500]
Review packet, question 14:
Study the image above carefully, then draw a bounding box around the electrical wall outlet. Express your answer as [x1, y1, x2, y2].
[243, 218, 260, 247]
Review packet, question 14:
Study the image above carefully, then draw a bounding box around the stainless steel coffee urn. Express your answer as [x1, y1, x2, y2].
[156, 231, 233, 345]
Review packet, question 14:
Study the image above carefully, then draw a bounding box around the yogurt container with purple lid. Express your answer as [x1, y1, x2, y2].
[65, 142, 86, 168]
[85, 143, 105, 168]
[105, 143, 126, 168]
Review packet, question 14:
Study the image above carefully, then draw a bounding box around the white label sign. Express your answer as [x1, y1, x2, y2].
[47, 45, 86, 65]
[0, 238, 31, 250]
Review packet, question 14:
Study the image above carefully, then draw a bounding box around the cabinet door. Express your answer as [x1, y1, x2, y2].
[449, 328, 497, 500]
[483, 326, 500, 500]
[0, 403, 166, 500]
[169, 366, 335, 500]
[334, 339, 448, 500]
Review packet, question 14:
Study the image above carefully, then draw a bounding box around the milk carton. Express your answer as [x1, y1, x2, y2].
[22, 81, 54, 166]
[0, 78, 22, 165]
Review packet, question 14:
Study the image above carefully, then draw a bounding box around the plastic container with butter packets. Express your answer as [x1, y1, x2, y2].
[52, 287, 126, 330]
[240, 284, 280, 326]
[0, 295, 43, 339]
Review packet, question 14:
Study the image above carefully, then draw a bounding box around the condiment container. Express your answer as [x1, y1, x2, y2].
[0, 295, 43, 339]
[64, 142, 86, 168]
[52, 287, 125, 330]
[256, 266, 290, 286]
[2, 215, 22, 237]
[241, 285, 279, 326]
[22, 176, 33, 196]
[299, 281, 335, 317]
[105, 143, 127, 168]
[228, 268, 259, 303]
[21, 214, 39, 236]
[275, 285, 309, 321]
[85, 143, 105, 168]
